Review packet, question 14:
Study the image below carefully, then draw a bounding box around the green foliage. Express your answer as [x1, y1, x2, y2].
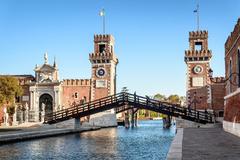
[138, 93, 186, 119]
[154, 93, 167, 101]
[167, 94, 180, 104]
[0, 76, 23, 108]
[121, 87, 129, 93]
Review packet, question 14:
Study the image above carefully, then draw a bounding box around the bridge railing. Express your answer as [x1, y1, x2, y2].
[44, 92, 213, 124]
[122, 92, 213, 123]
[44, 93, 125, 123]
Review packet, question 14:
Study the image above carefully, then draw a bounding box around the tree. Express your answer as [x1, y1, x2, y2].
[167, 94, 180, 104]
[121, 87, 129, 93]
[154, 93, 167, 101]
[0, 76, 23, 109]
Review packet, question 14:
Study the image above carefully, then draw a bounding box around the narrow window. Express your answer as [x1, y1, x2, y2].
[195, 41, 203, 51]
[74, 92, 78, 99]
[99, 44, 105, 53]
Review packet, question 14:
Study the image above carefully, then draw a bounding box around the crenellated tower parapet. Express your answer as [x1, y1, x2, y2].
[184, 50, 212, 62]
[225, 18, 240, 54]
[189, 30, 208, 39]
[210, 77, 225, 84]
[185, 30, 212, 63]
[89, 34, 118, 64]
[62, 79, 91, 86]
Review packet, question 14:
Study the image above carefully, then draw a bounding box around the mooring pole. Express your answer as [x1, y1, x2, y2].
[131, 108, 134, 128]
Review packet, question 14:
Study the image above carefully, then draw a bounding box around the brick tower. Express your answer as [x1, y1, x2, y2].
[89, 34, 118, 100]
[88, 34, 118, 126]
[184, 31, 212, 110]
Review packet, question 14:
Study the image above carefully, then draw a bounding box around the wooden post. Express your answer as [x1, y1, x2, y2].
[134, 110, 138, 127]
[131, 108, 134, 128]
[125, 111, 129, 128]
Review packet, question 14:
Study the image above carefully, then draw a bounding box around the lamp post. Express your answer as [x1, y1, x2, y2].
[192, 92, 202, 111]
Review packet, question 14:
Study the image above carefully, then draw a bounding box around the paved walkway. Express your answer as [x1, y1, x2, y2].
[182, 127, 240, 160]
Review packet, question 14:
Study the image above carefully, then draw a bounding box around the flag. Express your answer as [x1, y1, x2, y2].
[99, 9, 105, 16]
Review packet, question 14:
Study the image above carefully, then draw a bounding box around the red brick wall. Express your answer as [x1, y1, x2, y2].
[211, 83, 225, 111]
[62, 85, 91, 109]
[224, 93, 240, 122]
[225, 19, 240, 95]
[188, 87, 209, 110]
[91, 65, 112, 101]
[224, 18, 240, 123]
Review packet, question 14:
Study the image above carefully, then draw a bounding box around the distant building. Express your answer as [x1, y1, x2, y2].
[223, 18, 240, 136]
[0, 34, 118, 127]
[184, 30, 225, 117]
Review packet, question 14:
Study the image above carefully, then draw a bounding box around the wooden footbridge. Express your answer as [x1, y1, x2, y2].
[44, 92, 213, 124]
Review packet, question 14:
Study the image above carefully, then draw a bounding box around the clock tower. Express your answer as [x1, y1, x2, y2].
[88, 34, 118, 126]
[184, 31, 212, 109]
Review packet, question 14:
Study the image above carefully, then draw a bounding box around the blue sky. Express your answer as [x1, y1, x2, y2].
[0, 0, 239, 97]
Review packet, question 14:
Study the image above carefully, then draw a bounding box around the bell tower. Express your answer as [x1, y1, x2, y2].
[184, 31, 212, 109]
[88, 34, 118, 127]
[89, 34, 118, 100]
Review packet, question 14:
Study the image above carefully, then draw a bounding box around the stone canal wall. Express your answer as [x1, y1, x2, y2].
[0, 126, 100, 144]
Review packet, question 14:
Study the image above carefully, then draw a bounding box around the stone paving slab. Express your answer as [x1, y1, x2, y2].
[182, 128, 240, 160]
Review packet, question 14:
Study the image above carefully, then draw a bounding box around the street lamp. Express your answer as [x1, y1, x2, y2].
[192, 92, 202, 111]
[208, 69, 239, 86]
[224, 72, 239, 86]
[208, 68, 213, 78]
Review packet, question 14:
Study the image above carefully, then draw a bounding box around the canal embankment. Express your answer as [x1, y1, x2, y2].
[167, 128, 183, 160]
[0, 124, 101, 144]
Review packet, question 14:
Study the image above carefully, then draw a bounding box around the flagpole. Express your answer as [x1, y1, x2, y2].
[197, 3, 199, 31]
[103, 13, 105, 34]
[100, 8, 105, 34]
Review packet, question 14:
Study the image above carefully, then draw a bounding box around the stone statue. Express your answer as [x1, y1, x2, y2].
[3, 107, 8, 126]
[12, 105, 18, 126]
[42, 103, 45, 112]
[44, 52, 48, 64]
[41, 103, 45, 122]
[25, 102, 29, 111]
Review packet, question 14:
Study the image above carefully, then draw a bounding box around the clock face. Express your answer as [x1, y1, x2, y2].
[96, 68, 106, 78]
[194, 65, 203, 74]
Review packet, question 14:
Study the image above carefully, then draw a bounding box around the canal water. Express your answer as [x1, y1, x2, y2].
[0, 120, 175, 160]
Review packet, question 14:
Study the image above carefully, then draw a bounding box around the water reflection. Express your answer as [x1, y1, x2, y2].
[0, 120, 175, 160]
